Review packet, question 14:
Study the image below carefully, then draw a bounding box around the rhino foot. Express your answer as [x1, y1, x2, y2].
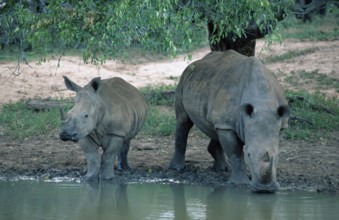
[100, 169, 115, 181]
[118, 164, 130, 171]
[118, 161, 130, 171]
[169, 161, 186, 172]
[212, 161, 228, 172]
[81, 173, 99, 183]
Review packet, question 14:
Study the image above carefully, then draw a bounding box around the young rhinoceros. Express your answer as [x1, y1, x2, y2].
[169, 50, 290, 193]
[59, 76, 147, 182]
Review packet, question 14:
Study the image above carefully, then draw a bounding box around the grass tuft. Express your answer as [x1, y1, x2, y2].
[277, 6, 339, 41]
[263, 48, 316, 63]
[0, 88, 337, 142]
[284, 90, 339, 141]
[0, 101, 62, 139]
[284, 70, 339, 92]
[141, 85, 176, 106]
[141, 106, 175, 136]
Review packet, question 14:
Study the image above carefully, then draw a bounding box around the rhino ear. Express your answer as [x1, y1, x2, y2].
[89, 77, 101, 92]
[63, 76, 82, 92]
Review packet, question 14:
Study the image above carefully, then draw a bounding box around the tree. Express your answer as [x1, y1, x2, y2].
[295, 0, 328, 22]
[1, 0, 295, 63]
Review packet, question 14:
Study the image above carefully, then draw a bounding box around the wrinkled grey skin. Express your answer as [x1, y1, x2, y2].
[59, 76, 147, 182]
[169, 50, 290, 193]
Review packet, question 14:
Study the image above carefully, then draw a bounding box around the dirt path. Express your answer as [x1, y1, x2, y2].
[0, 39, 338, 193]
[1, 40, 338, 105]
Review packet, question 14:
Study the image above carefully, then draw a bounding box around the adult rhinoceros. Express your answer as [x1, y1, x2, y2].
[59, 76, 147, 182]
[169, 50, 290, 193]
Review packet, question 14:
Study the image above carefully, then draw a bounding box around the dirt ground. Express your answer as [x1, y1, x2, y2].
[0, 39, 338, 193]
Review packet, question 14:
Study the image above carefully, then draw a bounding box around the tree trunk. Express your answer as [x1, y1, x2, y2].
[207, 3, 287, 57]
[207, 21, 256, 57]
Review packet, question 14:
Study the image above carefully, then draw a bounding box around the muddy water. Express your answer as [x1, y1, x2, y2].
[0, 180, 338, 220]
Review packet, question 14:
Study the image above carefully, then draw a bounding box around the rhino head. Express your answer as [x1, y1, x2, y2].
[241, 102, 290, 193]
[59, 76, 102, 142]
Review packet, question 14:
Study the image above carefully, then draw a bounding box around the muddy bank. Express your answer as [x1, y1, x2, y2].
[0, 132, 338, 193]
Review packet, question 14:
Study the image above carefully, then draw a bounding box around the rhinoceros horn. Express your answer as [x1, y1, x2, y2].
[259, 158, 273, 183]
[59, 106, 67, 122]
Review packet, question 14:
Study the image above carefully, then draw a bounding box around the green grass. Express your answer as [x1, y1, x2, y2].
[1, 86, 337, 142]
[263, 48, 316, 63]
[299, 70, 339, 91]
[0, 49, 41, 63]
[141, 106, 175, 136]
[284, 90, 339, 141]
[140, 85, 176, 136]
[0, 101, 63, 139]
[0, 46, 83, 63]
[141, 84, 177, 106]
[0, 87, 178, 140]
[284, 70, 339, 92]
[277, 5, 339, 41]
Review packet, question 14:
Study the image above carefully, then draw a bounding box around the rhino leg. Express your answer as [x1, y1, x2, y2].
[169, 103, 194, 171]
[118, 140, 130, 171]
[79, 138, 101, 182]
[217, 130, 250, 185]
[100, 136, 124, 180]
[207, 139, 228, 171]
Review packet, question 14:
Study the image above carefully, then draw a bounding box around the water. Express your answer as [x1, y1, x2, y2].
[0, 180, 338, 220]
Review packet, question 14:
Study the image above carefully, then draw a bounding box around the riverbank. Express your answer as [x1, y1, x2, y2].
[0, 131, 338, 193]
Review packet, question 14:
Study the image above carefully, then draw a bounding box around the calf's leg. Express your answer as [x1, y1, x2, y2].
[101, 136, 124, 180]
[79, 138, 100, 182]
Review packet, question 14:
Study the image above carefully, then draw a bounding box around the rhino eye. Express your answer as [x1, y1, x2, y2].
[244, 104, 255, 117]
[82, 113, 89, 118]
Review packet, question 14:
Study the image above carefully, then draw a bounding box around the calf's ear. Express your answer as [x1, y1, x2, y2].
[89, 77, 101, 92]
[63, 76, 82, 92]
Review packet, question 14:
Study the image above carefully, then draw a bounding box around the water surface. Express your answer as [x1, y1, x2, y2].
[0, 181, 338, 220]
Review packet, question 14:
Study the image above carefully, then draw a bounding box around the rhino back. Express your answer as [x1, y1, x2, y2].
[177, 50, 287, 137]
[97, 77, 147, 139]
[177, 51, 244, 137]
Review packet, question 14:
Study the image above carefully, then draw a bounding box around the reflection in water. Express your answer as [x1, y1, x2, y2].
[76, 182, 131, 220]
[0, 181, 132, 220]
[0, 181, 338, 220]
[171, 184, 188, 220]
[170, 184, 206, 219]
[206, 187, 278, 220]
